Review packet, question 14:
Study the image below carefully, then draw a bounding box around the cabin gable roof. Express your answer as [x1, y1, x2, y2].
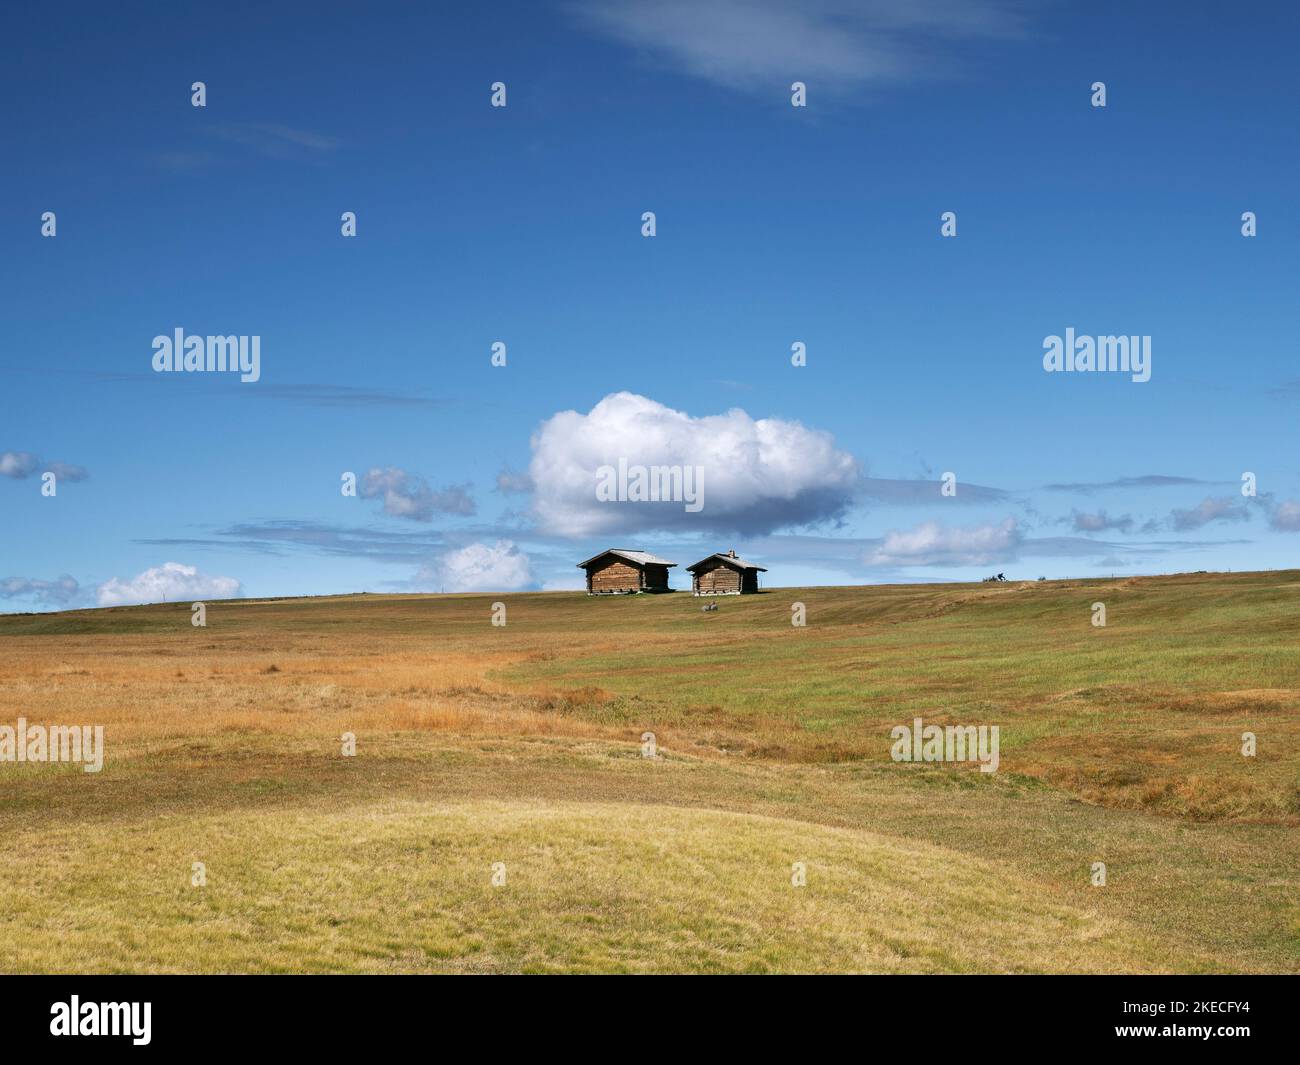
[686, 551, 767, 573]
[577, 548, 678, 570]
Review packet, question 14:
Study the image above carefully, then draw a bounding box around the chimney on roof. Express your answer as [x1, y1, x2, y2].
[728, 549, 736, 557]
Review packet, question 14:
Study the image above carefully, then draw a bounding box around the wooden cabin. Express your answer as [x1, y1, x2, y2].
[577, 549, 677, 594]
[686, 549, 766, 595]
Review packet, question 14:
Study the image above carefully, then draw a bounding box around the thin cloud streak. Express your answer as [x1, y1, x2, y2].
[569, 0, 1038, 97]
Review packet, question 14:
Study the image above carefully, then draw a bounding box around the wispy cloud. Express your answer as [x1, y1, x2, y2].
[860, 516, 1250, 570]
[0, 450, 88, 482]
[0, 575, 82, 607]
[0, 451, 41, 479]
[1168, 496, 1253, 531]
[210, 121, 341, 159]
[496, 467, 534, 494]
[859, 475, 1008, 505]
[1015, 536, 1250, 559]
[866, 518, 1022, 567]
[155, 121, 341, 171]
[1064, 509, 1135, 534]
[12, 369, 442, 410]
[155, 150, 217, 172]
[569, 0, 1037, 96]
[252, 385, 445, 409]
[359, 468, 476, 522]
[1271, 501, 1300, 532]
[138, 521, 451, 563]
[1042, 474, 1217, 494]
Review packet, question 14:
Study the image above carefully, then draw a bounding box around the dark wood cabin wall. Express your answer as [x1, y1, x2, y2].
[694, 563, 741, 594]
[587, 559, 642, 592]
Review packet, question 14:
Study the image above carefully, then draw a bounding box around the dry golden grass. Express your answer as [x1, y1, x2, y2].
[0, 797, 1187, 974]
[5, 572, 1298, 821]
[1, 572, 1298, 972]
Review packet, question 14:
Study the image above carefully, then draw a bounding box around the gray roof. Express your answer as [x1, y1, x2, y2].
[686, 552, 767, 572]
[577, 548, 678, 569]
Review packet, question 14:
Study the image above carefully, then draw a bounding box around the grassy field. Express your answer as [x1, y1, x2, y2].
[1, 570, 1298, 973]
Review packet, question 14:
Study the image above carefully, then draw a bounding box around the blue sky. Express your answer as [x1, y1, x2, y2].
[3, 0, 1299, 608]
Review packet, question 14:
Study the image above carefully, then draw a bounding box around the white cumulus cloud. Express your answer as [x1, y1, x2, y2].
[414, 540, 533, 593]
[528, 392, 859, 537]
[96, 562, 243, 607]
[868, 518, 1022, 567]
